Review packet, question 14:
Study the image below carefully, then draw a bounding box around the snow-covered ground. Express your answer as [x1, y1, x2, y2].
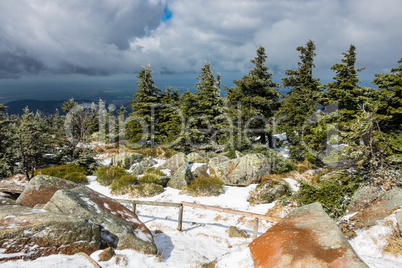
[2, 157, 402, 267]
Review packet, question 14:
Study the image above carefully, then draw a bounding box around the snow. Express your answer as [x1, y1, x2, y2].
[349, 213, 402, 267]
[3, 156, 402, 267]
[283, 178, 299, 192]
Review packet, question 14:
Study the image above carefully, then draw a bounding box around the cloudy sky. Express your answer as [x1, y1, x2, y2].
[0, 0, 401, 102]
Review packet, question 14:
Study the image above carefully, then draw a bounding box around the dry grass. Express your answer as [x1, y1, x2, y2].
[383, 220, 402, 256]
[265, 201, 298, 218]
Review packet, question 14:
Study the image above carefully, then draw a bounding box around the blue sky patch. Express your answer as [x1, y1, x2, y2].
[160, 4, 172, 22]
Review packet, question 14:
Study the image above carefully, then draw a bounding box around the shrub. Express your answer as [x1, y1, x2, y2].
[111, 174, 138, 195]
[35, 164, 87, 178]
[144, 168, 165, 176]
[294, 170, 365, 219]
[94, 165, 128, 186]
[187, 176, 224, 197]
[138, 174, 163, 185]
[63, 172, 88, 184]
[128, 183, 164, 198]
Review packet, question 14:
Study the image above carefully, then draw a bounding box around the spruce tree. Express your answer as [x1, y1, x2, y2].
[277, 40, 322, 160]
[227, 46, 281, 148]
[370, 58, 402, 166]
[157, 86, 183, 145]
[187, 62, 224, 149]
[127, 65, 161, 146]
[324, 44, 365, 121]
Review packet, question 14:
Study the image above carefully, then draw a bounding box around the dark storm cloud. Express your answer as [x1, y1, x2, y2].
[0, 0, 401, 83]
[0, 0, 165, 78]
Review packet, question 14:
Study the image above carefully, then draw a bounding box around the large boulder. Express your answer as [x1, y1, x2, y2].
[249, 202, 368, 268]
[131, 157, 157, 175]
[0, 205, 100, 261]
[112, 152, 143, 169]
[347, 185, 384, 214]
[16, 175, 77, 208]
[0, 196, 17, 206]
[248, 179, 290, 204]
[167, 164, 194, 189]
[158, 153, 187, 174]
[208, 155, 230, 176]
[44, 186, 157, 254]
[187, 152, 207, 163]
[192, 164, 209, 178]
[211, 154, 270, 186]
[339, 188, 402, 238]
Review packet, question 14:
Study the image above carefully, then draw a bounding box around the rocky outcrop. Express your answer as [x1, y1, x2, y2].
[187, 152, 207, 163]
[339, 188, 402, 238]
[44, 186, 157, 254]
[158, 152, 186, 174]
[112, 152, 143, 169]
[208, 155, 230, 176]
[248, 179, 290, 204]
[131, 157, 157, 175]
[210, 154, 270, 186]
[249, 202, 367, 268]
[192, 164, 209, 178]
[167, 164, 194, 189]
[16, 175, 77, 208]
[347, 185, 384, 214]
[0, 205, 100, 261]
[0, 196, 17, 206]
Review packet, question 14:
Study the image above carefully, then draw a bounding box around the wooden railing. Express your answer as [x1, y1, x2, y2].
[115, 199, 280, 239]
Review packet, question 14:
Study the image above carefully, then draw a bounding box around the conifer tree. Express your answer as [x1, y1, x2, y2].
[324, 44, 365, 121]
[187, 62, 224, 149]
[277, 40, 322, 160]
[370, 58, 402, 166]
[227, 46, 281, 148]
[15, 108, 51, 179]
[127, 65, 161, 146]
[157, 86, 183, 145]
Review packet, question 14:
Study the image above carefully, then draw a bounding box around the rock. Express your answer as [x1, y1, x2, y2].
[111, 152, 143, 169]
[0, 179, 26, 194]
[167, 164, 194, 189]
[249, 202, 368, 268]
[158, 176, 171, 187]
[211, 154, 270, 186]
[0, 196, 17, 206]
[208, 155, 230, 176]
[187, 152, 207, 163]
[16, 175, 77, 208]
[248, 179, 290, 204]
[339, 188, 402, 239]
[98, 247, 116, 262]
[192, 164, 209, 178]
[158, 153, 186, 174]
[347, 185, 385, 214]
[44, 186, 157, 254]
[227, 226, 250, 238]
[0, 205, 100, 261]
[131, 157, 157, 175]
[235, 151, 244, 158]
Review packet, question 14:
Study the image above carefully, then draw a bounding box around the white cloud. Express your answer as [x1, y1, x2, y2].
[0, 0, 401, 81]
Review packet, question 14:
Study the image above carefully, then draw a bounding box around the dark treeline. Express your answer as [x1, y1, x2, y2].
[0, 40, 401, 180]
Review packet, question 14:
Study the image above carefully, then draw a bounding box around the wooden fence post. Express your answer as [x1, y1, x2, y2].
[253, 217, 259, 240]
[177, 205, 183, 231]
[132, 203, 137, 214]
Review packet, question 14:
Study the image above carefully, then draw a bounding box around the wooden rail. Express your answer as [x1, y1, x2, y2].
[116, 199, 281, 239]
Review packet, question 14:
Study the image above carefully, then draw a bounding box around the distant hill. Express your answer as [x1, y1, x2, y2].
[4, 99, 93, 115]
